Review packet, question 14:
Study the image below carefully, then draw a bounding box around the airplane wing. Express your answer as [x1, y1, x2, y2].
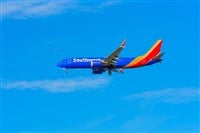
[102, 39, 126, 66]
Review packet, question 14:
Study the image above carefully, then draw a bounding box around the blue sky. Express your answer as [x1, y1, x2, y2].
[1, 0, 199, 132]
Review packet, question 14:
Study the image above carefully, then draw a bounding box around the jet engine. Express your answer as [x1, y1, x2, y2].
[92, 68, 103, 74]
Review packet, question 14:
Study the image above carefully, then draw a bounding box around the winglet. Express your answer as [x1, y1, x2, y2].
[120, 39, 126, 47]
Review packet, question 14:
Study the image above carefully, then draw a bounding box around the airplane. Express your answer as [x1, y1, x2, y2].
[57, 39, 164, 75]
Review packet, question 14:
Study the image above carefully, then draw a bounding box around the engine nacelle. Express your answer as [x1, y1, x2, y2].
[92, 68, 103, 74]
[91, 61, 103, 74]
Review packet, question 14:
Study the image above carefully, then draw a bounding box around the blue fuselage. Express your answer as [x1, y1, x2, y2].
[57, 57, 160, 69]
[57, 57, 135, 68]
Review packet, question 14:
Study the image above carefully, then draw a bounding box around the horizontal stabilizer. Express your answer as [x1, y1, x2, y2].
[153, 52, 164, 60]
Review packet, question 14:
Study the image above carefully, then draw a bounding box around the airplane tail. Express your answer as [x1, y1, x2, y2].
[125, 39, 163, 68]
[143, 39, 163, 62]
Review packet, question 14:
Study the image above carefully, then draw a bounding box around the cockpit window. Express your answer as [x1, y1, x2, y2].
[67, 59, 71, 64]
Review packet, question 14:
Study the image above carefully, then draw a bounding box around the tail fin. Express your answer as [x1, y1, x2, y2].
[143, 39, 162, 61]
[125, 39, 163, 68]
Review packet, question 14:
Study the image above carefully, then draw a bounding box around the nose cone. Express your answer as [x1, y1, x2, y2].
[57, 60, 66, 68]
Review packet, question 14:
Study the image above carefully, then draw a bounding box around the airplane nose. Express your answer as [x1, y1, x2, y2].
[57, 61, 65, 68]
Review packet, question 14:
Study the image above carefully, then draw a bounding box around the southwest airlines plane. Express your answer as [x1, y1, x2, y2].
[57, 39, 164, 75]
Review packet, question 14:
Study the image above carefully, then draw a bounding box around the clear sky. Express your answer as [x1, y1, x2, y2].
[1, 0, 199, 132]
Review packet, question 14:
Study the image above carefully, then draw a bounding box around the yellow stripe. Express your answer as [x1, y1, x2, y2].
[125, 55, 144, 67]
